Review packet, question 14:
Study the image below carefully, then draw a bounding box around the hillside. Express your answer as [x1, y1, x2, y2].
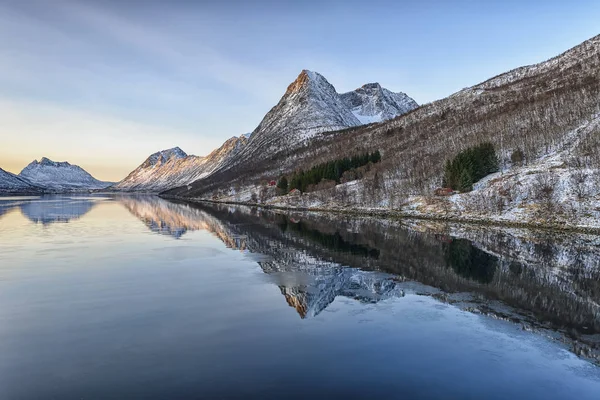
[0, 168, 43, 194]
[166, 34, 600, 229]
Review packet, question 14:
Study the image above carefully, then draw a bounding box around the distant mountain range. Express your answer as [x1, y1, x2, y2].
[1, 71, 417, 195]
[0, 158, 112, 193]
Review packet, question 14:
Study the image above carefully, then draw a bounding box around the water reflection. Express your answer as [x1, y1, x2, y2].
[118, 196, 402, 317]
[3, 194, 598, 363]
[0, 196, 96, 224]
[261, 256, 401, 319]
[118, 195, 210, 238]
[280, 219, 380, 259]
[111, 196, 600, 363]
[444, 239, 498, 284]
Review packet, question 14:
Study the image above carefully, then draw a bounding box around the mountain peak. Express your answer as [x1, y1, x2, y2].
[113, 140, 248, 192]
[141, 147, 188, 168]
[238, 71, 418, 162]
[340, 83, 418, 124]
[285, 69, 328, 94]
[30, 157, 71, 168]
[164, 146, 187, 157]
[360, 82, 382, 90]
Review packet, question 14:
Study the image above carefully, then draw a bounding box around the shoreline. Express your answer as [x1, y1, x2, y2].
[161, 195, 600, 235]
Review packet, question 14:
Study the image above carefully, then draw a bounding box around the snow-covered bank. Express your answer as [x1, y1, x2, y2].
[161, 195, 600, 235]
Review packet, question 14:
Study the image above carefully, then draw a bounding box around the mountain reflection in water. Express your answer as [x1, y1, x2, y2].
[2, 195, 598, 364]
[0, 196, 96, 224]
[119, 195, 600, 363]
[118, 195, 402, 318]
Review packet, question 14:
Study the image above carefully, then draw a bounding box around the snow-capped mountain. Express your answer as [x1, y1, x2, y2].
[112, 137, 248, 192]
[19, 157, 112, 191]
[241, 70, 417, 156]
[340, 83, 418, 124]
[250, 70, 361, 147]
[0, 167, 43, 194]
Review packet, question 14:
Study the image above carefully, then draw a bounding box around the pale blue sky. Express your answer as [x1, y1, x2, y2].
[1, 0, 599, 180]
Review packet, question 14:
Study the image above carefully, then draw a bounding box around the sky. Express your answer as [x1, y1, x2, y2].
[0, 0, 599, 181]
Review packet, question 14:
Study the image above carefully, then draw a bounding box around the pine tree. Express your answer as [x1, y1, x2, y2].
[370, 150, 381, 163]
[277, 176, 288, 192]
[458, 168, 473, 192]
[443, 142, 498, 192]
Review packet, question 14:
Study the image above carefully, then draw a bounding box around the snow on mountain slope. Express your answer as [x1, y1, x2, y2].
[0, 167, 43, 194]
[248, 70, 361, 150]
[19, 157, 112, 191]
[340, 83, 418, 124]
[472, 34, 600, 91]
[246, 70, 417, 150]
[112, 138, 248, 192]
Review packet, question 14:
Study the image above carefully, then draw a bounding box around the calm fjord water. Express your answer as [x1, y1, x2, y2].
[1, 195, 599, 399]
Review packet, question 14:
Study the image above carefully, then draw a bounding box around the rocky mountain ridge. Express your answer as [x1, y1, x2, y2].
[110, 136, 249, 192]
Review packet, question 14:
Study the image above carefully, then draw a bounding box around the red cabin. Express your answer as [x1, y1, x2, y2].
[434, 187, 454, 196]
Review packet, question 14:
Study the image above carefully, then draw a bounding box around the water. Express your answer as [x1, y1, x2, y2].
[1, 195, 599, 399]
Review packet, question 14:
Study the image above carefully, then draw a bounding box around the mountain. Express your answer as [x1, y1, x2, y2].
[111, 138, 248, 192]
[112, 70, 415, 194]
[19, 157, 112, 191]
[0, 167, 43, 194]
[168, 34, 600, 229]
[248, 70, 362, 150]
[227, 70, 417, 163]
[162, 70, 417, 195]
[340, 83, 418, 124]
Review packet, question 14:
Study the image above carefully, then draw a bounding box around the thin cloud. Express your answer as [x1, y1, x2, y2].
[54, 0, 292, 101]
